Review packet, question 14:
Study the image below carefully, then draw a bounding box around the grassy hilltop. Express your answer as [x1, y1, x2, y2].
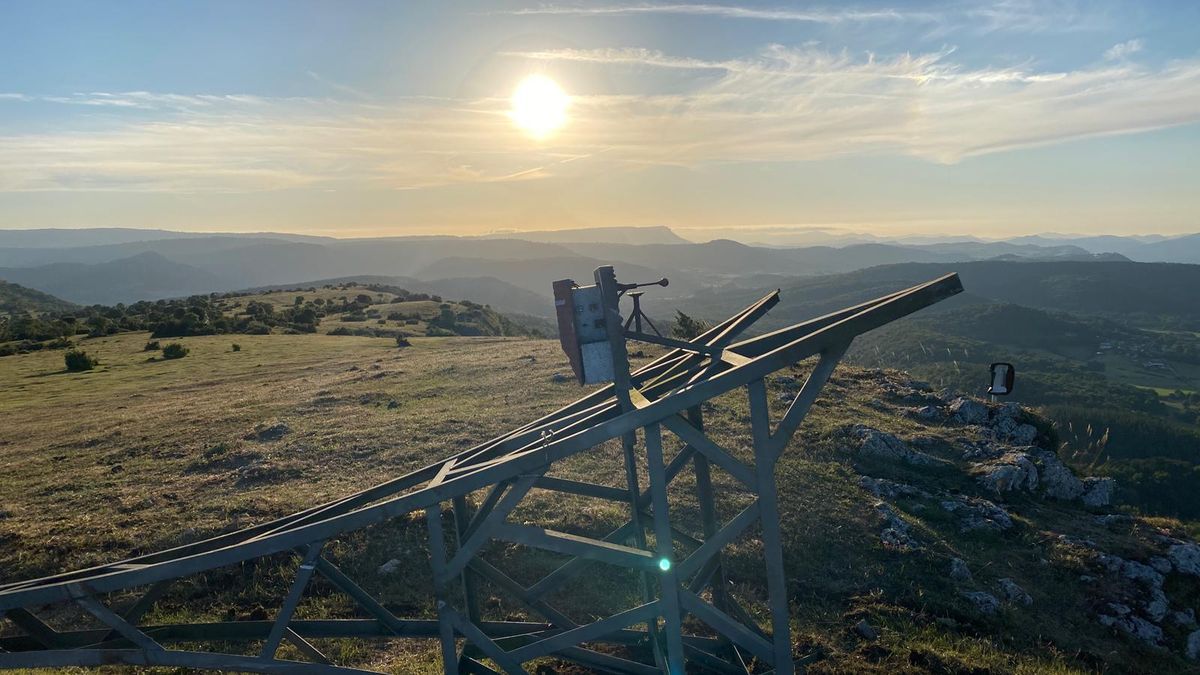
[2, 327, 1200, 673]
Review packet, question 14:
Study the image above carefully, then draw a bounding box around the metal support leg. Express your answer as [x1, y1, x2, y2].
[689, 405, 730, 615]
[645, 423, 685, 674]
[453, 495, 482, 624]
[427, 504, 460, 675]
[749, 379, 794, 675]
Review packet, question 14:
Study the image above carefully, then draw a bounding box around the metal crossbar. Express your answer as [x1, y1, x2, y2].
[0, 268, 962, 673]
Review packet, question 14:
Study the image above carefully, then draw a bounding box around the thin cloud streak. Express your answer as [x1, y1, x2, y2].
[497, 3, 924, 23]
[2, 44, 1198, 193]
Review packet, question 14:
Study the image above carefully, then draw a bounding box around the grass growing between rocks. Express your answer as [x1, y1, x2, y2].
[0, 333, 1197, 672]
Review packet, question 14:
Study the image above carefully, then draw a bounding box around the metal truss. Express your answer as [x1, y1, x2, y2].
[0, 269, 962, 674]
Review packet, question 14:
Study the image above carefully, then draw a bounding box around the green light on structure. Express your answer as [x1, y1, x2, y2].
[658, 558, 672, 572]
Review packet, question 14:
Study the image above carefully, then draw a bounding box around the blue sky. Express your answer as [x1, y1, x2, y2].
[1, 0, 1198, 239]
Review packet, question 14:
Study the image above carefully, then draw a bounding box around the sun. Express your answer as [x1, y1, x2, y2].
[510, 74, 570, 139]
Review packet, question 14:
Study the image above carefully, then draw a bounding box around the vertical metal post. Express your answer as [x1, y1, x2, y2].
[749, 379, 795, 675]
[426, 503, 460, 675]
[630, 292, 644, 333]
[689, 405, 729, 613]
[453, 495, 482, 624]
[644, 422, 686, 674]
[596, 265, 663, 666]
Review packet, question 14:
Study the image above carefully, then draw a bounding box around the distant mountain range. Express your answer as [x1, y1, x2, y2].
[674, 260, 1200, 330]
[0, 226, 1195, 310]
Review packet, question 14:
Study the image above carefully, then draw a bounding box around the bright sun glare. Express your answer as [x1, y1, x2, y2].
[510, 74, 570, 139]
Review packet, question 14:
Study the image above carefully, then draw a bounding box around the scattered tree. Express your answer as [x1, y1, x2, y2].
[671, 310, 709, 340]
[162, 343, 190, 360]
[64, 349, 98, 372]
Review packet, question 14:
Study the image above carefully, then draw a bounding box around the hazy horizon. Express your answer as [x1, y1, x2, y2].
[2, 1, 1199, 238]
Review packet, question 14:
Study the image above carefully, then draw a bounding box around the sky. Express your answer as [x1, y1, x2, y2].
[0, 0, 1198, 240]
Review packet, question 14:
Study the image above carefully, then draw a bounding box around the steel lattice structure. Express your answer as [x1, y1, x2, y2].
[0, 267, 961, 674]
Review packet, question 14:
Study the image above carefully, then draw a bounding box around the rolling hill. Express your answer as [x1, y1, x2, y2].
[0, 281, 76, 315]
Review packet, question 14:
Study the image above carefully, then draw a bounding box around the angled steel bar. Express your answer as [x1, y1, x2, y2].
[766, 342, 850, 458]
[557, 646, 661, 675]
[493, 524, 657, 569]
[532, 476, 629, 502]
[312, 557, 419, 636]
[463, 481, 511, 541]
[100, 580, 170, 645]
[507, 601, 660, 663]
[676, 502, 761, 580]
[448, 610, 528, 675]
[678, 590, 774, 663]
[466, 559, 577, 629]
[659, 414, 755, 488]
[444, 474, 542, 582]
[524, 519, 640, 601]
[283, 627, 330, 665]
[75, 594, 162, 653]
[2, 609, 67, 649]
[261, 543, 324, 660]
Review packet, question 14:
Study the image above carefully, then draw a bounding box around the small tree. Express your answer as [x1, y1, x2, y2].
[144, 340, 161, 351]
[231, 343, 242, 352]
[162, 343, 190, 360]
[64, 349, 98, 372]
[671, 310, 708, 340]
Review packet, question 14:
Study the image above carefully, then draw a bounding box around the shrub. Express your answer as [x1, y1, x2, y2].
[64, 349, 98, 372]
[162, 343, 190, 360]
[144, 340, 161, 351]
[231, 343, 241, 352]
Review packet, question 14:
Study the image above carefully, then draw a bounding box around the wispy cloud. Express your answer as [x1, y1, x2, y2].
[2, 42, 1198, 194]
[495, 1, 1105, 33]
[1105, 39, 1144, 61]
[496, 3, 924, 23]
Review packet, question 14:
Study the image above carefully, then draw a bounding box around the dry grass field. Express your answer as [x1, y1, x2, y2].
[1, 331, 1196, 673]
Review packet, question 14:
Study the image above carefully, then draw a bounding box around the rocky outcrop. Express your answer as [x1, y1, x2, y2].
[997, 578, 1033, 606]
[1099, 604, 1163, 645]
[1168, 541, 1200, 577]
[940, 497, 1013, 533]
[858, 475, 930, 500]
[974, 451, 1038, 493]
[949, 397, 989, 425]
[849, 426, 939, 466]
[1030, 450, 1084, 500]
[960, 590, 1000, 615]
[874, 502, 920, 551]
[949, 558, 973, 582]
[1187, 630, 1200, 660]
[1081, 477, 1116, 507]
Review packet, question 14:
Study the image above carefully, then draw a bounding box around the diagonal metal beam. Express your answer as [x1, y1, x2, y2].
[766, 342, 850, 457]
[260, 544, 323, 660]
[676, 501, 761, 580]
[443, 474, 542, 582]
[74, 594, 162, 652]
[467, 559, 576, 630]
[448, 610, 528, 675]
